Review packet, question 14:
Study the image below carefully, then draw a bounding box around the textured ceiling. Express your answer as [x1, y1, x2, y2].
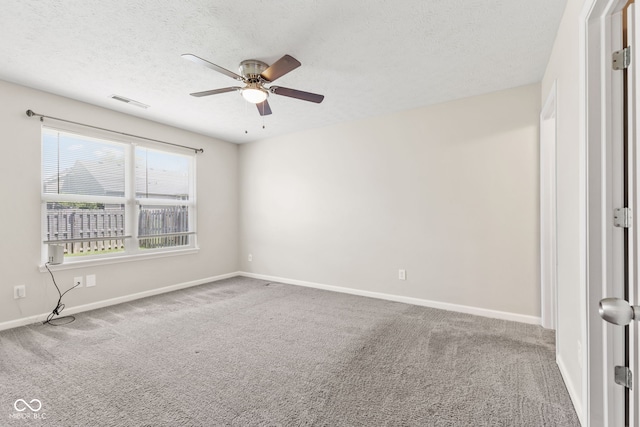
[0, 0, 567, 144]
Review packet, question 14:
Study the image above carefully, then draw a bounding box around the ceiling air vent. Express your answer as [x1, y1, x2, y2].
[110, 95, 149, 109]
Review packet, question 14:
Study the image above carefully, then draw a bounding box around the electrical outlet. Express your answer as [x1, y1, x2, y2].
[74, 276, 84, 288]
[248, 254, 253, 262]
[86, 274, 96, 287]
[14, 285, 26, 299]
[398, 269, 406, 280]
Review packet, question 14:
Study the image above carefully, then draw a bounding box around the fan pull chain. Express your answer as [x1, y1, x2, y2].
[245, 99, 249, 134]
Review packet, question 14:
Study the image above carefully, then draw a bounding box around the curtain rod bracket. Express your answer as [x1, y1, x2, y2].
[25, 109, 204, 153]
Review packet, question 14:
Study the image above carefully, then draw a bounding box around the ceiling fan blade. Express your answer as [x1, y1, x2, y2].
[256, 100, 272, 116]
[270, 86, 324, 103]
[182, 54, 244, 81]
[189, 87, 241, 97]
[260, 55, 301, 82]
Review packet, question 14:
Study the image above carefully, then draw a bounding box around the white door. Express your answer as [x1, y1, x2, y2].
[600, 4, 639, 426]
[629, 3, 640, 423]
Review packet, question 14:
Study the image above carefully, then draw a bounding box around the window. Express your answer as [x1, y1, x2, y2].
[42, 127, 196, 263]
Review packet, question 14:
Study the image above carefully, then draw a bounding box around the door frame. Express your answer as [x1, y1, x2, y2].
[582, 0, 630, 425]
[541, 81, 558, 331]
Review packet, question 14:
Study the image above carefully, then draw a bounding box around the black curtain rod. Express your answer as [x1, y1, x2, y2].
[25, 110, 204, 154]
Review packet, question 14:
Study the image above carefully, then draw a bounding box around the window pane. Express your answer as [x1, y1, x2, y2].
[42, 129, 125, 197]
[45, 202, 126, 257]
[41, 126, 196, 262]
[138, 205, 189, 249]
[135, 147, 190, 200]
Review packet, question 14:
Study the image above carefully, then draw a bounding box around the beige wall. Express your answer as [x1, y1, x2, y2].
[0, 80, 239, 325]
[2, 79, 542, 327]
[239, 84, 541, 318]
[541, 0, 585, 417]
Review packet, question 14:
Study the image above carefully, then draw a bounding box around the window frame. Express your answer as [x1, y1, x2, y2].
[40, 125, 198, 267]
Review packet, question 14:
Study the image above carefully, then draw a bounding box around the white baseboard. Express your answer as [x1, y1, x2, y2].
[239, 272, 542, 325]
[557, 353, 584, 426]
[0, 272, 241, 332]
[2, 270, 542, 332]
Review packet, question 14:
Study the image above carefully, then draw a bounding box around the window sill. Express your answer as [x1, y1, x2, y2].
[39, 247, 199, 272]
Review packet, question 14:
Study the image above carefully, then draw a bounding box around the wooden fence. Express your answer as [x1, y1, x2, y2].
[46, 208, 126, 255]
[138, 206, 189, 249]
[46, 206, 189, 255]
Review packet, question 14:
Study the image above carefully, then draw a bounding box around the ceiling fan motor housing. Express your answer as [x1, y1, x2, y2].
[239, 59, 269, 81]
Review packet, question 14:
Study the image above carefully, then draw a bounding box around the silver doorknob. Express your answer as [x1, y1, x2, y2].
[599, 298, 640, 325]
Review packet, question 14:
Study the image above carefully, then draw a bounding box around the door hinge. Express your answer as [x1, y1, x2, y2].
[614, 207, 632, 228]
[615, 366, 633, 389]
[613, 47, 632, 70]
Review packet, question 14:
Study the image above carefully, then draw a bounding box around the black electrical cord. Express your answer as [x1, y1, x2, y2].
[43, 263, 81, 326]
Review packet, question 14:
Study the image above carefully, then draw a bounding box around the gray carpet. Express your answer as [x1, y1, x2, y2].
[0, 277, 580, 426]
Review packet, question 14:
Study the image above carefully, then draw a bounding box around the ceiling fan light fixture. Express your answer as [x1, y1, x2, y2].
[241, 85, 268, 104]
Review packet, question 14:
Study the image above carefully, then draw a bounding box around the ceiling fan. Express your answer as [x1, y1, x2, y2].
[182, 53, 324, 116]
